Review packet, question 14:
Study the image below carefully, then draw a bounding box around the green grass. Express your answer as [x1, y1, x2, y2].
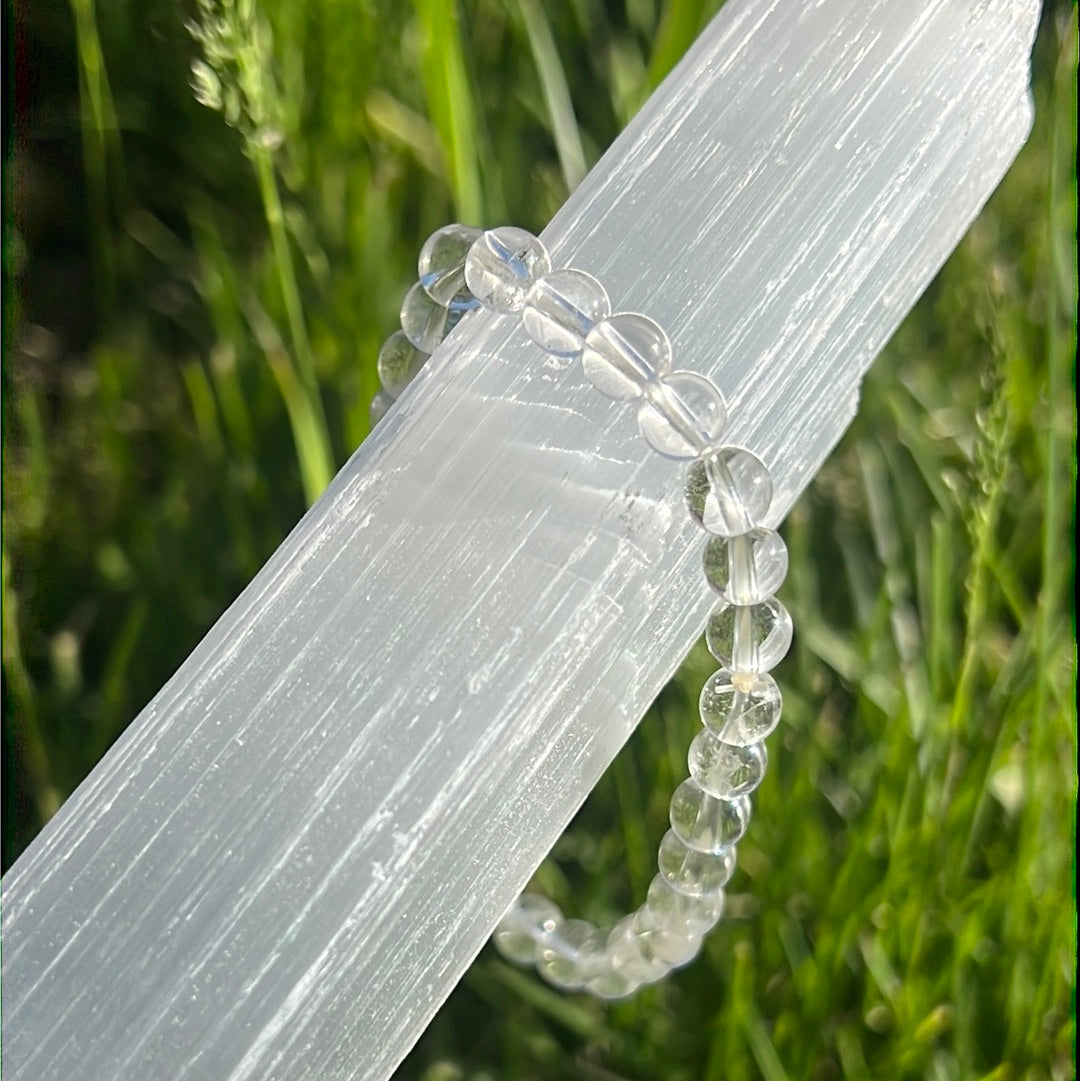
[3, 1, 1075, 1079]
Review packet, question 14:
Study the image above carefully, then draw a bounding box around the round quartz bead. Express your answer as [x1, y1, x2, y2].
[684, 448, 773, 537]
[492, 893, 562, 965]
[629, 905, 704, 967]
[645, 874, 725, 935]
[703, 529, 788, 604]
[418, 223, 481, 305]
[607, 914, 671, 983]
[540, 958, 594, 992]
[399, 282, 471, 354]
[637, 371, 728, 459]
[689, 730, 767, 798]
[669, 778, 752, 854]
[538, 918, 606, 990]
[377, 329, 429, 398]
[699, 668, 783, 746]
[581, 313, 672, 400]
[522, 268, 611, 357]
[585, 966, 639, 1000]
[706, 597, 793, 673]
[657, 829, 737, 897]
[369, 388, 394, 428]
[464, 227, 550, 312]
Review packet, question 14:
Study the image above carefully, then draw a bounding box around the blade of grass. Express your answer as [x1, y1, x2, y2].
[834, 1025, 870, 1080]
[706, 939, 752, 1081]
[416, 0, 485, 222]
[68, 0, 123, 315]
[1031, 5, 1076, 788]
[244, 297, 332, 504]
[250, 143, 335, 501]
[517, 0, 587, 193]
[741, 1002, 791, 1081]
[94, 598, 149, 757]
[926, 513, 956, 700]
[610, 744, 652, 902]
[12, 383, 49, 533]
[859, 442, 932, 739]
[605, 36, 649, 130]
[886, 386, 958, 515]
[186, 193, 257, 456]
[646, 0, 709, 89]
[1, 547, 62, 825]
[473, 962, 614, 1044]
[175, 356, 262, 573]
[365, 89, 446, 179]
[181, 359, 227, 458]
[265, 349, 337, 506]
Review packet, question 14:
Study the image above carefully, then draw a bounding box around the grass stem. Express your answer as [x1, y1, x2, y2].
[250, 144, 334, 501]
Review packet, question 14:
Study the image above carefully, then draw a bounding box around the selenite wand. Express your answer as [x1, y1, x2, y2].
[1, 1, 1039, 1079]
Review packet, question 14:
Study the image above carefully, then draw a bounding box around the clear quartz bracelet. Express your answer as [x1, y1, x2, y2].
[372, 224, 792, 1000]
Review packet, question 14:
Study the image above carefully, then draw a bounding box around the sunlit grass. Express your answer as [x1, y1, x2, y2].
[3, 2, 1074, 1079]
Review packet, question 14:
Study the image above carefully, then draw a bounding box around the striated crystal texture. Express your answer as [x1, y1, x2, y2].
[699, 669, 783, 746]
[703, 529, 788, 603]
[669, 779, 751, 853]
[464, 227, 551, 312]
[706, 597, 793, 673]
[688, 731, 767, 798]
[638, 371, 728, 458]
[581, 313, 672, 399]
[419, 223, 482, 305]
[522, 269, 611, 357]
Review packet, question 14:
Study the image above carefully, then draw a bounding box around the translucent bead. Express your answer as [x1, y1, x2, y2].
[630, 905, 704, 967]
[657, 829, 736, 897]
[688, 730, 767, 798]
[369, 388, 394, 428]
[706, 597, 793, 673]
[399, 282, 471, 354]
[464, 227, 550, 312]
[703, 529, 788, 604]
[584, 966, 639, 1000]
[522, 269, 611, 357]
[377, 329, 429, 398]
[607, 915, 671, 983]
[492, 893, 561, 965]
[669, 778, 751, 853]
[418, 223, 482, 305]
[699, 668, 783, 746]
[537, 918, 606, 990]
[581, 313, 672, 400]
[684, 448, 773, 536]
[645, 874, 725, 935]
[637, 371, 728, 459]
[539, 957, 594, 992]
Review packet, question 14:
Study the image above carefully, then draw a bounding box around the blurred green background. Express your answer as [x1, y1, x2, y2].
[2, 1, 1075, 1079]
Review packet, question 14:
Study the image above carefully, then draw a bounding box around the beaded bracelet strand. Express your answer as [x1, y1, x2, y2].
[372, 225, 792, 1000]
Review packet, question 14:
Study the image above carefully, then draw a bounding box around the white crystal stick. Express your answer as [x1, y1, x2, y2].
[0, 2, 1037, 1080]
